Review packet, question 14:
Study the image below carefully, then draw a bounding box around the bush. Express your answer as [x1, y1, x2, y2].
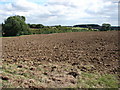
[2, 15, 30, 36]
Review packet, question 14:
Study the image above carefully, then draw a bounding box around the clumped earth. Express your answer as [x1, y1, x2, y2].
[1, 31, 119, 88]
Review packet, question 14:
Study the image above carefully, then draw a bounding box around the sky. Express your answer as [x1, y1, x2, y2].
[0, 0, 119, 26]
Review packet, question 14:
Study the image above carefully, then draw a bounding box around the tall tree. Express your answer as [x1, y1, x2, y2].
[2, 15, 30, 36]
[101, 23, 111, 31]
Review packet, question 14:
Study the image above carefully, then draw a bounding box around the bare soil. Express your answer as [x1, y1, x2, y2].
[1, 31, 119, 88]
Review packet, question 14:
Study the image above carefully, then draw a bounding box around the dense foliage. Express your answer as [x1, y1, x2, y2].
[2, 15, 31, 36]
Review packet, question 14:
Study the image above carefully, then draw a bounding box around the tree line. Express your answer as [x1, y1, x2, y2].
[73, 24, 112, 31]
[2, 15, 118, 36]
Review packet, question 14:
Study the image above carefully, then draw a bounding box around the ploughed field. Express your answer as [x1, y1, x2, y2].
[1, 31, 119, 88]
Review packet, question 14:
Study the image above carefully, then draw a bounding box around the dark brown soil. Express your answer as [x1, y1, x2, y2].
[2, 31, 119, 88]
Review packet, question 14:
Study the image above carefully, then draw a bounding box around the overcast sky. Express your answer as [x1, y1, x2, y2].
[0, 0, 119, 26]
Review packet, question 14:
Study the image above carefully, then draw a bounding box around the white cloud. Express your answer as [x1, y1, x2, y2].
[0, 0, 118, 26]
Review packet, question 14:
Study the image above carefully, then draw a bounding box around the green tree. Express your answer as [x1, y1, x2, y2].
[2, 15, 30, 36]
[29, 24, 36, 28]
[101, 23, 111, 31]
[55, 25, 62, 28]
[36, 24, 44, 28]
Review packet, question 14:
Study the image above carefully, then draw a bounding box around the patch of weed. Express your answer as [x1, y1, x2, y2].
[77, 72, 118, 88]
